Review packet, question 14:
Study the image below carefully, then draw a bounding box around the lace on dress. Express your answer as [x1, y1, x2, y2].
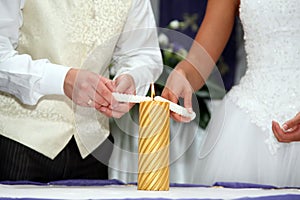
[227, 0, 300, 154]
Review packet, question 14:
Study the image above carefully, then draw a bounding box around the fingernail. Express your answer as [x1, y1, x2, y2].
[282, 124, 288, 131]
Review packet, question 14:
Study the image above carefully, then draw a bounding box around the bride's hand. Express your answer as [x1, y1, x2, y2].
[161, 64, 194, 123]
[272, 112, 300, 142]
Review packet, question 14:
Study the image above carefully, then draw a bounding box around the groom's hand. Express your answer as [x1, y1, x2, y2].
[99, 74, 136, 118]
[64, 68, 113, 109]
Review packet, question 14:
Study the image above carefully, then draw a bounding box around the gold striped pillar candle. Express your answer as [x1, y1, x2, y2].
[137, 84, 170, 191]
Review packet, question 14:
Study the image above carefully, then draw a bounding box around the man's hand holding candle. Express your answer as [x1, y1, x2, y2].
[99, 74, 136, 118]
[64, 68, 114, 108]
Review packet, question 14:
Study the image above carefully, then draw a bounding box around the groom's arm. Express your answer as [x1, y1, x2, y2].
[111, 0, 163, 96]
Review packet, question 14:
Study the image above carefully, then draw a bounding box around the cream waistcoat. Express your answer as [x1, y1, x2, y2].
[0, 0, 132, 159]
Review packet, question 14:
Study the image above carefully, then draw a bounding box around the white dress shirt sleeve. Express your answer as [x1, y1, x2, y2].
[0, 0, 71, 105]
[112, 0, 163, 95]
[0, 0, 162, 105]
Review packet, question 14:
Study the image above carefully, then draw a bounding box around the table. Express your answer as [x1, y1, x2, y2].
[1, 180, 300, 199]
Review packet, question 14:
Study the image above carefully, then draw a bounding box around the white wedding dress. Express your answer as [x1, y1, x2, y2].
[193, 0, 300, 187]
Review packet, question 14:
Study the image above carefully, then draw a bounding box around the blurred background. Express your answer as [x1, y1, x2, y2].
[150, 0, 247, 90]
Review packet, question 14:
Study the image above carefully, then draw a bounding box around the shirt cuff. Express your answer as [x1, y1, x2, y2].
[122, 68, 153, 96]
[39, 63, 71, 96]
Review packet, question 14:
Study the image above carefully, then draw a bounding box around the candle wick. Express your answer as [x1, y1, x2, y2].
[151, 83, 155, 100]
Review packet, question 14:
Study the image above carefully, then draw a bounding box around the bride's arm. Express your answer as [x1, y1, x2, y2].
[162, 0, 239, 122]
[182, 0, 240, 91]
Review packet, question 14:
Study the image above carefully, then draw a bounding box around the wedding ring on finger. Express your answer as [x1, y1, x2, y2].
[87, 99, 93, 106]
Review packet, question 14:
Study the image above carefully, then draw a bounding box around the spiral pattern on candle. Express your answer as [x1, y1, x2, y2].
[138, 101, 170, 191]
